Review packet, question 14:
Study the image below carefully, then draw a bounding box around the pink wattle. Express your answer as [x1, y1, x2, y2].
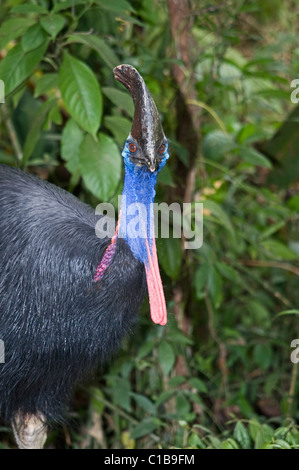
[94, 214, 121, 282]
[144, 236, 167, 326]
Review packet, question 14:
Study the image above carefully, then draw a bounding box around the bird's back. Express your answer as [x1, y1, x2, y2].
[0, 165, 146, 423]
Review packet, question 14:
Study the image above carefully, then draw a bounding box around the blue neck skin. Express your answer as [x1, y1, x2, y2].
[118, 140, 169, 265]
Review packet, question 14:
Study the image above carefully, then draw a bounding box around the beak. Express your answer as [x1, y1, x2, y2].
[114, 64, 165, 160]
[149, 162, 156, 173]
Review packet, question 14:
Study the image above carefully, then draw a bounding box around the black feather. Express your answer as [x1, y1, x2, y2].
[0, 165, 146, 424]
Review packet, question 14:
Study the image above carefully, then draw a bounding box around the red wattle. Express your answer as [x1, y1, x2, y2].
[144, 236, 167, 326]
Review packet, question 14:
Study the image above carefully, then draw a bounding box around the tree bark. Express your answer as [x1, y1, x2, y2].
[167, 0, 204, 204]
[167, 0, 204, 374]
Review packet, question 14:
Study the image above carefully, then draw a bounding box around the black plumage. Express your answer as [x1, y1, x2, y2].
[0, 164, 146, 424]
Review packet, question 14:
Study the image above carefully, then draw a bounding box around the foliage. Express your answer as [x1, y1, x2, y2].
[0, 0, 298, 449]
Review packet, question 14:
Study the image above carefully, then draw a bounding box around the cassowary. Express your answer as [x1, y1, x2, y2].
[0, 65, 169, 448]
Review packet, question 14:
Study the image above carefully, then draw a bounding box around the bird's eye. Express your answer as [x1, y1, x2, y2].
[158, 144, 166, 154]
[129, 143, 137, 153]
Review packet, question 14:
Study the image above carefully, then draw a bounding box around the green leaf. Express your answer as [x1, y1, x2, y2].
[94, 0, 135, 13]
[233, 422, 251, 449]
[207, 264, 223, 308]
[0, 151, 16, 165]
[286, 430, 299, 447]
[256, 88, 290, 100]
[155, 389, 176, 407]
[61, 118, 84, 175]
[21, 24, 48, 52]
[111, 377, 131, 412]
[104, 115, 131, 146]
[261, 239, 298, 260]
[254, 424, 274, 449]
[239, 147, 272, 168]
[189, 377, 208, 393]
[90, 387, 105, 414]
[22, 98, 57, 165]
[11, 4, 48, 13]
[102, 87, 134, 117]
[194, 264, 208, 299]
[168, 376, 186, 387]
[203, 199, 235, 238]
[0, 41, 48, 96]
[158, 165, 176, 187]
[40, 14, 66, 39]
[202, 130, 236, 161]
[157, 236, 182, 280]
[58, 52, 102, 138]
[237, 123, 259, 144]
[167, 328, 193, 346]
[221, 438, 240, 449]
[136, 339, 154, 359]
[130, 418, 158, 439]
[275, 309, 299, 317]
[188, 432, 206, 449]
[266, 439, 291, 449]
[52, 0, 87, 12]
[246, 300, 270, 328]
[79, 133, 121, 201]
[237, 396, 255, 418]
[66, 35, 120, 69]
[0, 18, 36, 49]
[216, 262, 239, 283]
[158, 340, 175, 376]
[260, 220, 286, 240]
[34, 73, 58, 97]
[287, 194, 299, 210]
[248, 419, 262, 441]
[47, 103, 62, 126]
[130, 393, 156, 414]
[176, 394, 191, 416]
[253, 343, 272, 370]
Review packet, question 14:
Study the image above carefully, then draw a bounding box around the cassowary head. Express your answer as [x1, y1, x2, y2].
[114, 64, 169, 173]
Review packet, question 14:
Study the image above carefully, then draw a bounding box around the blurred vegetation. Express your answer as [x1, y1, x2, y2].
[0, 0, 299, 449]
